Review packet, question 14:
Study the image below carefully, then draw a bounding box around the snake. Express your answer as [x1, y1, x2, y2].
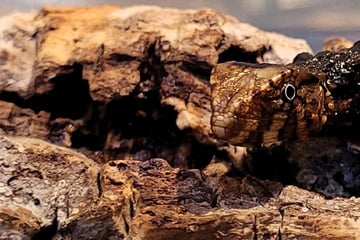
[210, 41, 360, 147]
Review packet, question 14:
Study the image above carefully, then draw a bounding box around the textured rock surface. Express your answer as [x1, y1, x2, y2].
[323, 36, 354, 51]
[0, 12, 38, 98]
[0, 135, 100, 239]
[75, 159, 360, 239]
[0, 5, 359, 239]
[0, 100, 49, 138]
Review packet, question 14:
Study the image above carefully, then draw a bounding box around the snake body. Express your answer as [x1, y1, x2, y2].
[210, 41, 360, 147]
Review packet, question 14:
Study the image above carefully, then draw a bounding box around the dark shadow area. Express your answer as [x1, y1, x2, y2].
[31, 213, 58, 240]
[218, 45, 267, 64]
[104, 92, 180, 140]
[179, 61, 212, 81]
[0, 64, 91, 120]
[187, 139, 218, 169]
[237, 137, 360, 199]
[36, 64, 92, 120]
[245, 146, 299, 185]
[102, 91, 216, 168]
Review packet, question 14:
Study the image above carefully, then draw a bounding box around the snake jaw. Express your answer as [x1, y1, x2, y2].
[210, 61, 327, 146]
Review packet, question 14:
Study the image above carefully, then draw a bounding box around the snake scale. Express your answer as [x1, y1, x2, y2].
[210, 41, 360, 147]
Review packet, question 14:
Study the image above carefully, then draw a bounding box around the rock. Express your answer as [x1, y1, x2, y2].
[99, 159, 360, 239]
[2, 142, 360, 239]
[0, 100, 50, 138]
[0, 135, 100, 239]
[323, 36, 354, 51]
[0, 12, 39, 98]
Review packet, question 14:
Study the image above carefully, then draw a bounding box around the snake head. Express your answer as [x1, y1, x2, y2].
[210, 61, 327, 147]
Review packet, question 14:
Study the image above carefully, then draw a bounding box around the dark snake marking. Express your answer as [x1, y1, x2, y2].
[210, 41, 360, 147]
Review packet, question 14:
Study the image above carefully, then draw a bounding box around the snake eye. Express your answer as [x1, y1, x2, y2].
[282, 83, 296, 101]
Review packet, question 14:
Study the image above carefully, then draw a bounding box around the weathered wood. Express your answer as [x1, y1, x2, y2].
[102, 159, 360, 239]
[0, 5, 359, 240]
[2, 137, 359, 239]
[0, 135, 100, 239]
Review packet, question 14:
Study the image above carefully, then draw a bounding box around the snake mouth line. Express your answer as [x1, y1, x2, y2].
[211, 113, 289, 144]
[212, 114, 289, 127]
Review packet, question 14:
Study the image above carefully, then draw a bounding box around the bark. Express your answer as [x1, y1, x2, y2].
[0, 5, 359, 240]
[0, 135, 100, 239]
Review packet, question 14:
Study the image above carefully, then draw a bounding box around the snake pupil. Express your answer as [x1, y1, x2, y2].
[283, 83, 296, 101]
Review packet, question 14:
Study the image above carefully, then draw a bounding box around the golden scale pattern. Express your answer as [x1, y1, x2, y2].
[210, 41, 360, 147]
